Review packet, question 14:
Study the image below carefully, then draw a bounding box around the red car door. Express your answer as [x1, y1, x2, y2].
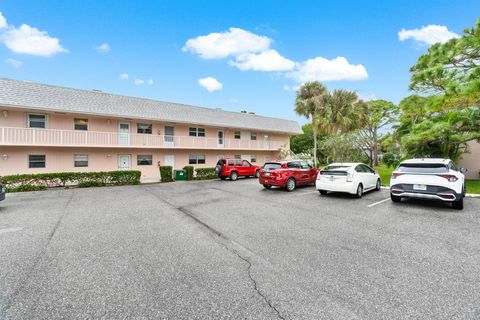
[242, 160, 254, 176]
[287, 161, 302, 184]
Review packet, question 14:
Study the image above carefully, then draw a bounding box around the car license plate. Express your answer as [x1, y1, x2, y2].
[264, 172, 271, 176]
[413, 184, 427, 191]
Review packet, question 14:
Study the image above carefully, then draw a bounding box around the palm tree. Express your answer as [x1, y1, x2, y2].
[295, 81, 328, 166]
[319, 89, 362, 161]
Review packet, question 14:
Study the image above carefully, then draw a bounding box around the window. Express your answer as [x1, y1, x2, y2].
[228, 160, 234, 166]
[234, 131, 241, 139]
[189, 127, 206, 137]
[242, 160, 251, 167]
[234, 154, 241, 159]
[74, 154, 88, 167]
[28, 114, 47, 128]
[189, 155, 205, 164]
[137, 155, 153, 165]
[74, 118, 88, 131]
[251, 132, 257, 140]
[397, 163, 448, 174]
[235, 159, 242, 166]
[300, 161, 311, 169]
[29, 155, 46, 168]
[287, 161, 300, 169]
[137, 123, 152, 134]
[251, 155, 257, 163]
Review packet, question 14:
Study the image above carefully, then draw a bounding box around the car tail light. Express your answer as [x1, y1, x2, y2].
[346, 173, 353, 182]
[437, 174, 458, 182]
[391, 172, 404, 179]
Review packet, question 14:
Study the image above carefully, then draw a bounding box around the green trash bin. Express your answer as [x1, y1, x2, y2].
[175, 169, 186, 181]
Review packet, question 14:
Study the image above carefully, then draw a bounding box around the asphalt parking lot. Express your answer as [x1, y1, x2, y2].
[1, 178, 479, 320]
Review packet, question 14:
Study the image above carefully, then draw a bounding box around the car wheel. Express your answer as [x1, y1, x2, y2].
[390, 193, 401, 202]
[375, 179, 381, 191]
[355, 184, 363, 198]
[263, 184, 272, 189]
[230, 171, 238, 181]
[452, 197, 464, 210]
[254, 170, 260, 178]
[463, 184, 466, 197]
[319, 190, 328, 195]
[286, 178, 296, 192]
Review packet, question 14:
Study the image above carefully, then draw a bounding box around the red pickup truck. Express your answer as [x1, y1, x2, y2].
[215, 158, 262, 181]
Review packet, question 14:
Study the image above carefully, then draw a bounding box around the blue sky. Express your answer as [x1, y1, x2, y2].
[0, 1, 478, 125]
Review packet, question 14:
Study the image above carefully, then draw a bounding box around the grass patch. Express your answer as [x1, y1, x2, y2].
[374, 164, 480, 194]
[374, 164, 394, 186]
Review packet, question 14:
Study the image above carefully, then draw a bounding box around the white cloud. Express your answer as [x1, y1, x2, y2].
[134, 79, 145, 85]
[147, 79, 154, 85]
[183, 27, 271, 59]
[287, 56, 368, 83]
[399, 25, 459, 45]
[228, 98, 239, 104]
[95, 43, 110, 53]
[198, 77, 223, 92]
[1, 23, 67, 57]
[5, 58, 22, 68]
[229, 49, 295, 71]
[282, 85, 300, 92]
[0, 12, 7, 29]
[119, 73, 129, 80]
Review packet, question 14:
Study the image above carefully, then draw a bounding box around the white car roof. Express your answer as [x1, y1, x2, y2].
[400, 158, 450, 165]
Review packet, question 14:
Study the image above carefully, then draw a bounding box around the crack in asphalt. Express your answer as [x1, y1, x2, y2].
[0, 190, 75, 317]
[142, 186, 287, 320]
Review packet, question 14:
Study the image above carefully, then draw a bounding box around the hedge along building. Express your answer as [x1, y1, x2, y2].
[0, 78, 302, 182]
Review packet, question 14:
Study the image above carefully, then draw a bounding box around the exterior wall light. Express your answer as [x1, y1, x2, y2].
[2, 154, 8, 160]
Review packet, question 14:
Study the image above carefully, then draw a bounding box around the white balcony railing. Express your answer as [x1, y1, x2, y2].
[0, 127, 284, 150]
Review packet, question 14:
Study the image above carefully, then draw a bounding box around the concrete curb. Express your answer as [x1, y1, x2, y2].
[380, 186, 480, 198]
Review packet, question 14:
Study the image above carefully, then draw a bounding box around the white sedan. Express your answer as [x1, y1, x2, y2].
[316, 163, 381, 198]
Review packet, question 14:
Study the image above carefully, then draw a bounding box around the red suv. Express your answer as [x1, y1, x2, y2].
[216, 158, 262, 181]
[259, 160, 319, 191]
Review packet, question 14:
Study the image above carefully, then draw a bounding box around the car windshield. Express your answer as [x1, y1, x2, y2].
[323, 165, 350, 171]
[397, 163, 448, 173]
[263, 163, 282, 171]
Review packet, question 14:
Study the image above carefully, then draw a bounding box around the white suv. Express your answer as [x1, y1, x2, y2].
[390, 158, 467, 209]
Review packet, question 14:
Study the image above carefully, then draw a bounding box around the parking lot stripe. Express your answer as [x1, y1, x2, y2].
[0, 227, 23, 235]
[298, 191, 319, 196]
[367, 198, 391, 208]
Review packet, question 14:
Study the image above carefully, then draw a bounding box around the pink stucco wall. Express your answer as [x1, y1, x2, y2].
[0, 147, 279, 182]
[458, 141, 480, 180]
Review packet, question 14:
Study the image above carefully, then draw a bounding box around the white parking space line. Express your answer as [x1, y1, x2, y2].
[0, 227, 23, 235]
[367, 198, 391, 208]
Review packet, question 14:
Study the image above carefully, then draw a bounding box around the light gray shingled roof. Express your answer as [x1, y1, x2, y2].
[0, 78, 302, 134]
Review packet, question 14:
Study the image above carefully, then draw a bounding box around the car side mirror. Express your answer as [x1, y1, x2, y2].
[459, 167, 467, 173]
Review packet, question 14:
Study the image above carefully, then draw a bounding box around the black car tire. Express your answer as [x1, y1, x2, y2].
[390, 193, 401, 202]
[355, 184, 363, 198]
[230, 171, 238, 181]
[263, 184, 272, 189]
[319, 190, 328, 195]
[452, 197, 464, 210]
[285, 178, 296, 192]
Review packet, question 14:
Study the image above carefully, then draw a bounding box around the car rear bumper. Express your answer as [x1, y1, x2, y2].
[259, 176, 286, 187]
[390, 184, 461, 202]
[315, 181, 356, 194]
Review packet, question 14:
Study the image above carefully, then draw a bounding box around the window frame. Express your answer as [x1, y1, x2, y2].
[74, 154, 89, 167]
[27, 114, 47, 129]
[28, 154, 46, 168]
[137, 154, 153, 165]
[137, 123, 153, 134]
[250, 155, 257, 163]
[189, 154, 206, 165]
[234, 131, 241, 139]
[189, 127, 198, 137]
[251, 132, 257, 141]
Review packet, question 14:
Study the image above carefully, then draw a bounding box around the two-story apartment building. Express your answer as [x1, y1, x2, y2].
[0, 78, 301, 182]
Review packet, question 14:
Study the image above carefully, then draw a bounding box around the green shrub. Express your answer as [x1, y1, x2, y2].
[382, 152, 400, 168]
[159, 166, 174, 183]
[6, 184, 47, 193]
[0, 170, 141, 192]
[183, 166, 194, 180]
[194, 167, 217, 180]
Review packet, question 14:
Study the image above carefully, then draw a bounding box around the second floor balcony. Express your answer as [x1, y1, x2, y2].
[0, 127, 285, 151]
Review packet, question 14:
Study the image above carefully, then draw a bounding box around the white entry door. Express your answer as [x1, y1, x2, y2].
[164, 126, 175, 147]
[118, 123, 130, 145]
[217, 130, 224, 148]
[118, 155, 131, 170]
[263, 134, 270, 149]
[164, 155, 175, 168]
